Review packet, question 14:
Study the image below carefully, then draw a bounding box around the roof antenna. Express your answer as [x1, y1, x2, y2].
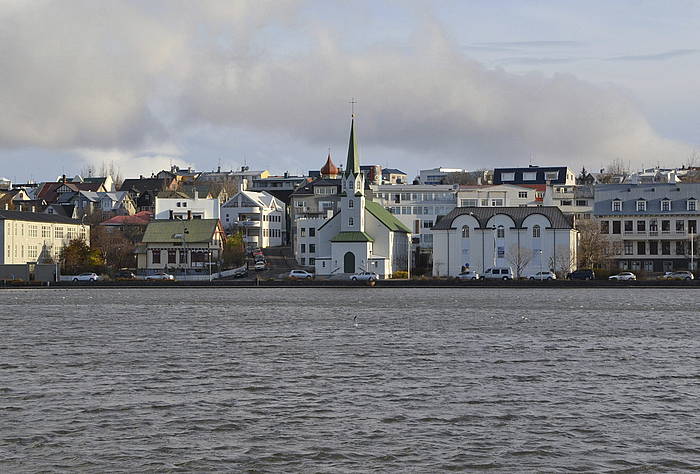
[349, 97, 357, 118]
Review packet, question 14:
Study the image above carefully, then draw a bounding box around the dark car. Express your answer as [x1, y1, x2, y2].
[567, 269, 595, 280]
[114, 270, 136, 280]
[232, 268, 248, 278]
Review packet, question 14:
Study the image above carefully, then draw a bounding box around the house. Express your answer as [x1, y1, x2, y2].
[0, 210, 89, 264]
[136, 219, 224, 275]
[419, 167, 468, 185]
[493, 166, 576, 186]
[59, 191, 136, 216]
[431, 207, 577, 278]
[119, 176, 178, 212]
[593, 183, 699, 272]
[381, 168, 408, 185]
[221, 190, 286, 248]
[154, 189, 220, 220]
[100, 211, 152, 240]
[311, 118, 411, 278]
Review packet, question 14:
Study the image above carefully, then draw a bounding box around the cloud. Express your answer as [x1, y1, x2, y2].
[606, 49, 699, 62]
[472, 40, 584, 48]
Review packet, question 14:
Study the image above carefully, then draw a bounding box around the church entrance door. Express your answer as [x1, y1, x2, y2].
[343, 251, 355, 273]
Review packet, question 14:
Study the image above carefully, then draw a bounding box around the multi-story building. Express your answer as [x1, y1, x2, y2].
[419, 167, 467, 185]
[493, 166, 576, 186]
[594, 183, 699, 272]
[543, 184, 594, 220]
[0, 210, 89, 264]
[154, 190, 221, 220]
[432, 207, 577, 277]
[381, 168, 408, 185]
[221, 190, 286, 248]
[457, 184, 541, 208]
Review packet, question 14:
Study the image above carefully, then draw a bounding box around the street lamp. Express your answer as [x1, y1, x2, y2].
[538, 249, 543, 277]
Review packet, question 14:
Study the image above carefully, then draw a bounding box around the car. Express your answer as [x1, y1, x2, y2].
[481, 267, 514, 280]
[254, 255, 265, 262]
[456, 270, 480, 280]
[289, 269, 314, 280]
[73, 272, 99, 282]
[351, 271, 379, 281]
[609, 272, 636, 281]
[114, 269, 136, 280]
[145, 272, 175, 280]
[232, 268, 248, 278]
[567, 269, 596, 280]
[254, 261, 266, 271]
[661, 270, 695, 281]
[529, 271, 557, 280]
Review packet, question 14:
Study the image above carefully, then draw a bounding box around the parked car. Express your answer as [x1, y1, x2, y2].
[456, 270, 480, 280]
[232, 268, 248, 278]
[567, 269, 596, 280]
[529, 271, 557, 280]
[609, 272, 636, 281]
[289, 269, 314, 280]
[73, 272, 100, 282]
[351, 271, 379, 281]
[114, 269, 136, 280]
[254, 261, 266, 271]
[145, 272, 175, 281]
[660, 270, 694, 281]
[481, 267, 514, 280]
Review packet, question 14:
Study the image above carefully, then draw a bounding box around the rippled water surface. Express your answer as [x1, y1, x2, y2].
[1, 288, 699, 472]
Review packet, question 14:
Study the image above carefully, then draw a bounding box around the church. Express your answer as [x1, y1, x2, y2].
[313, 118, 411, 278]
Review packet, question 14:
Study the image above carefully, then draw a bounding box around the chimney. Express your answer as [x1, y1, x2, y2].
[62, 174, 66, 183]
[169, 209, 173, 220]
[217, 165, 221, 173]
[187, 210, 192, 220]
[284, 171, 289, 178]
[194, 188, 199, 200]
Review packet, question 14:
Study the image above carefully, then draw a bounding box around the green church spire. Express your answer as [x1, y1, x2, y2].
[345, 118, 360, 176]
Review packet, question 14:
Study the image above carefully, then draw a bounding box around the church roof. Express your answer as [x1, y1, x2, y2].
[432, 206, 574, 230]
[365, 201, 411, 233]
[331, 231, 374, 242]
[345, 119, 360, 176]
[320, 153, 339, 176]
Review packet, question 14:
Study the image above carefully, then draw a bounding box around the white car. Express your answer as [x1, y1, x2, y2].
[609, 272, 636, 281]
[481, 267, 515, 280]
[254, 261, 266, 271]
[529, 271, 557, 280]
[289, 269, 314, 280]
[73, 272, 99, 282]
[145, 272, 175, 280]
[456, 270, 480, 280]
[351, 271, 379, 281]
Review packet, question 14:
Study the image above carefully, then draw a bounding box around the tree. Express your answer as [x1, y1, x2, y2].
[222, 232, 245, 268]
[90, 226, 136, 270]
[548, 246, 577, 278]
[576, 219, 610, 269]
[60, 238, 105, 274]
[505, 244, 534, 279]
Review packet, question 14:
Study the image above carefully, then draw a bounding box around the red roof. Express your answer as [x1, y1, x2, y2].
[100, 210, 152, 226]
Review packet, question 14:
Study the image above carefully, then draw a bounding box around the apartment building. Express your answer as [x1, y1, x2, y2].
[221, 190, 286, 248]
[594, 184, 699, 272]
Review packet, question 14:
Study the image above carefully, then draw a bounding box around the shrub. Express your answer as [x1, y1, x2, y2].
[391, 270, 409, 279]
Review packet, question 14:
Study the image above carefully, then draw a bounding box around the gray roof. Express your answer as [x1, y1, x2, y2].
[433, 206, 574, 230]
[291, 177, 341, 196]
[0, 210, 81, 225]
[593, 183, 700, 216]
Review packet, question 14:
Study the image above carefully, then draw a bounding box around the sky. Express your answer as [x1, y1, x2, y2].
[1, 0, 699, 183]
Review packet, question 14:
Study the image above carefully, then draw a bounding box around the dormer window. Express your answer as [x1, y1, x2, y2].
[688, 198, 697, 211]
[612, 200, 622, 212]
[661, 199, 671, 212]
[636, 200, 646, 212]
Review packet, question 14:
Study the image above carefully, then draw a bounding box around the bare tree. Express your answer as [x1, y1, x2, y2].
[505, 244, 534, 279]
[548, 246, 577, 278]
[576, 219, 610, 269]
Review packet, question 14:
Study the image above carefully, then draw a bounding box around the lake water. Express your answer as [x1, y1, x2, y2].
[1, 288, 699, 472]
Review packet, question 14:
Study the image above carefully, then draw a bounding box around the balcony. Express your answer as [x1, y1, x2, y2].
[235, 219, 261, 227]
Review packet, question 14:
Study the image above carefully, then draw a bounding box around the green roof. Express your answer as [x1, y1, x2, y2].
[141, 219, 220, 243]
[330, 231, 374, 242]
[365, 201, 411, 233]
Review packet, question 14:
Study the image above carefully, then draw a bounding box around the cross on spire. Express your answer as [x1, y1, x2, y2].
[349, 97, 357, 117]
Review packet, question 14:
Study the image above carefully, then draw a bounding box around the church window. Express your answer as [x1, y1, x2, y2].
[349, 200, 354, 208]
[461, 226, 470, 238]
[496, 225, 505, 238]
[349, 217, 354, 226]
[532, 225, 541, 238]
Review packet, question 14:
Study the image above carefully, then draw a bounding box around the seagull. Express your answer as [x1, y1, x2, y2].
[353, 315, 359, 328]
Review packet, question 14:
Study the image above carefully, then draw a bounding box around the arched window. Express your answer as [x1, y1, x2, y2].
[496, 225, 505, 238]
[461, 225, 470, 238]
[532, 224, 541, 238]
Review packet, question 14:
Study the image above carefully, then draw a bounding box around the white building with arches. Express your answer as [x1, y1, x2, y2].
[431, 207, 577, 278]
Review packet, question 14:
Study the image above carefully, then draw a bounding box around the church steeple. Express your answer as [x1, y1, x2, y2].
[345, 118, 360, 176]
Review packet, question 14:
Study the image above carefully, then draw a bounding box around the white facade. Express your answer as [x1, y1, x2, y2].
[457, 184, 541, 208]
[432, 207, 577, 278]
[294, 217, 325, 267]
[221, 191, 286, 248]
[155, 191, 221, 220]
[0, 212, 89, 264]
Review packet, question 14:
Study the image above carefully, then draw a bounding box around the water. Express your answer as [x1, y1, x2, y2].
[1, 288, 699, 472]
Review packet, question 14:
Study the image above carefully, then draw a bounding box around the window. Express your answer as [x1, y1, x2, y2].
[295, 201, 304, 208]
[490, 199, 504, 206]
[637, 221, 646, 233]
[349, 200, 354, 208]
[309, 244, 316, 254]
[661, 241, 671, 255]
[688, 199, 697, 211]
[576, 200, 588, 207]
[624, 241, 633, 255]
[496, 225, 505, 238]
[532, 225, 541, 238]
[637, 241, 646, 255]
[54, 227, 64, 239]
[612, 200, 622, 212]
[348, 217, 354, 226]
[612, 221, 621, 234]
[676, 241, 686, 255]
[636, 200, 646, 211]
[168, 249, 177, 264]
[176, 202, 181, 207]
[561, 200, 572, 206]
[152, 250, 161, 264]
[545, 171, 559, 181]
[690, 220, 697, 234]
[661, 220, 670, 233]
[518, 192, 528, 198]
[661, 200, 671, 211]
[422, 220, 433, 229]
[649, 241, 658, 255]
[461, 199, 478, 207]
[300, 244, 306, 253]
[676, 220, 685, 233]
[309, 228, 316, 237]
[461, 226, 470, 238]
[523, 172, 537, 181]
[179, 250, 187, 263]
[300, 228, 306, 237]
[600, 221, 609, 234]
[497, 246, 505, 258]
[501, 172, 515, 181]
[309, 258, 315, 265]
[624, 221, 633, 233]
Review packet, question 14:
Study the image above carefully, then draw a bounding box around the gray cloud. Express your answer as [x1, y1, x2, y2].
[472, 40, 584, 48]
[607, 49, 699, 61]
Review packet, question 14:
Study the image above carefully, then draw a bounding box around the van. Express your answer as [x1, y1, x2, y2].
[481, 267, 514, 280]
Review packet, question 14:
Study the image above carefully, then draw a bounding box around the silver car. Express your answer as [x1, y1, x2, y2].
[456, 270, 480, 280]
[609, 272, 636, 281]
